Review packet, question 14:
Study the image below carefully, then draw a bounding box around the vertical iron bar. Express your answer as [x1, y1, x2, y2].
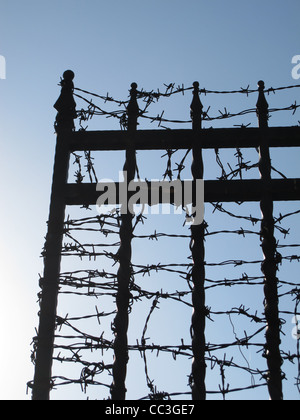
[257, 80, 283, 400]
[111, 83, 138, 400]
[190, 82, 206, 400]
[32, 70, 76, 400]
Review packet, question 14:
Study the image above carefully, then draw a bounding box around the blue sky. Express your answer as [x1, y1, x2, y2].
[0, 0, 300, 400]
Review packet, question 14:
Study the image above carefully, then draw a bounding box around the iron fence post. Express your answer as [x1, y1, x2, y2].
[32, 70, 76, 400]
[190, 82, 206, 400]
[111, 83, 138, 400]
[257, 80, 283, 400]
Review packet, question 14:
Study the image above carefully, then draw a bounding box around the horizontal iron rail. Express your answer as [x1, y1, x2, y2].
[65, 178, 300, 206]
[67, 127, 300, 151]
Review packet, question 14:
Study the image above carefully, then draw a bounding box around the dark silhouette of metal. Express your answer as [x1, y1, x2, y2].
[32, 70, 76, 400]
[31, 71, 300, 400]
[111, 83, 139, 400]
[190, 82, 206, 400]
[257, 81, 283, 400]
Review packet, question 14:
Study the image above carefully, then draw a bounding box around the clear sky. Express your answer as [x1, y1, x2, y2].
[0, 0, 300, 400]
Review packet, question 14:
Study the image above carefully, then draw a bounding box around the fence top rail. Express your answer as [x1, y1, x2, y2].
[65, 126, 300, 152]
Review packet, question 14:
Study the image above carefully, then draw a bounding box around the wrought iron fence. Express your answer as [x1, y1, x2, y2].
[28, 71, 300, 400]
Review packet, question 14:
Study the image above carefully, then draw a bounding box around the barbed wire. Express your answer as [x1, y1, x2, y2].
[74, 82, 300, 103]
[62, 127, 299, 399]
[30, 191, 300, 399]
[72, 82, 300, 131]
[30, 80, 300, 400]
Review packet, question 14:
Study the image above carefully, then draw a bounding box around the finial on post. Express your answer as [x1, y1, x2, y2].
[256, 80, 269, 128]
[54, 70, 77, 133]
[127, 82, 139, 132]
[191, 82, 203, 131]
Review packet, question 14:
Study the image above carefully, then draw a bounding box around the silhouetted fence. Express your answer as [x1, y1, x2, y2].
[28, 71, 300, 400]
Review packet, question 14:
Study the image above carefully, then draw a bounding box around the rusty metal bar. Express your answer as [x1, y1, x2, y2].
[32, 71, 76, 400]
[110, 83, 139, 400]
[257, 81, 283, 400]
[190, 82, 206, 400]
